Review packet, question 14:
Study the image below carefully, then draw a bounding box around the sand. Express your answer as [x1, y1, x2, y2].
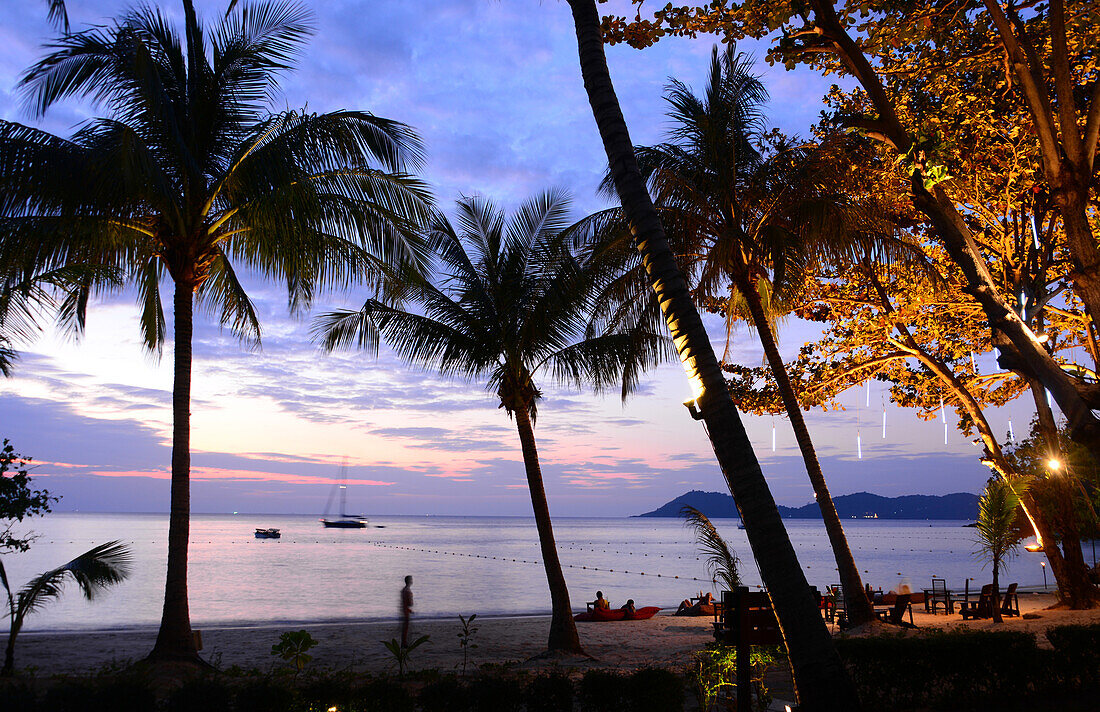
[9, 592, 1100, 678]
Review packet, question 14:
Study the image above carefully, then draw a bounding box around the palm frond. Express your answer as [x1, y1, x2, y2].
[681, 505, 741, 590]
[973, 479, 1025, 574]
[14, 540, 132, 621]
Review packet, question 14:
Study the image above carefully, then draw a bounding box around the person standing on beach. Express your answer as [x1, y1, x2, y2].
[400, 575, 413, 647]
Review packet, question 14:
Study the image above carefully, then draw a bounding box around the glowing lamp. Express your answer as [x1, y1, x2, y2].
[1024, 543, 1043, 553]
[1047, 458, 1061, 471]
[683, 398, 704, 421]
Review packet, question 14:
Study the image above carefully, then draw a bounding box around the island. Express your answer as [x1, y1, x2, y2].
[635, 490, 980, 520]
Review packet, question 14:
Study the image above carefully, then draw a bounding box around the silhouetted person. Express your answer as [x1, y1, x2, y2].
[589, 590, 610, 611]
[400, 575, 413, 647]
[620, 598, 636, 615]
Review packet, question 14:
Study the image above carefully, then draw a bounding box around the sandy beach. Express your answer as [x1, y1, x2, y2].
[11, 591, 1100, 678]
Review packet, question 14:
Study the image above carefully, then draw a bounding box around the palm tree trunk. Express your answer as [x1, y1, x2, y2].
[991, 557, 1003, 624]
[738, 279, 873, 625]
[512, 405, 584, 654]
[566, 2, 858, 707]
[2, 619, 17, 675]
[149, 279, 199, 662]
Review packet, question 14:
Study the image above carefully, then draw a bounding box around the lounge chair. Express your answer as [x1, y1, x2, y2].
[875, 593, 915, 627]
[1000, 583, 1020, 617]
[959, 584, 995, 620]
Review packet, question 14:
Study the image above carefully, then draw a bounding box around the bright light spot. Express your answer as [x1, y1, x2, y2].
[1048, 458, 1061, 471]
[1024, 543, 1043, 552]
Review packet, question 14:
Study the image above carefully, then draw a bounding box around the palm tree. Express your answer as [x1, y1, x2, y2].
[564, 1, 859, 707]
[1, 540, 132, 675]
[317, 191, 667, 654]
[1, 1, 432, 663]
[681, 505, 741, 591]
[622, 45, 885, 625]
[974, 478, 1026, 624]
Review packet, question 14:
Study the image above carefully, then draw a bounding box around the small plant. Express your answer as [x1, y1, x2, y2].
[270, 630, 318, 673]
[457, 613, 479, 675]
[383, 634, 430, 677]
[691, 644, 782, 712]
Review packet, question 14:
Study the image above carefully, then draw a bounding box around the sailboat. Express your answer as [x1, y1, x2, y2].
[320, 462, 368, 529]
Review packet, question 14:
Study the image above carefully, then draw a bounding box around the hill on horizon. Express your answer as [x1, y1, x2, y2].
[636, 490, 980, 520]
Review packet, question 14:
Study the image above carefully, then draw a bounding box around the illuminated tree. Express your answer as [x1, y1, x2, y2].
[601, 0, 1100, 474]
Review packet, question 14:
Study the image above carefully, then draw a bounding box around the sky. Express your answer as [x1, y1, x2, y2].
[0, 0, 1025, 516]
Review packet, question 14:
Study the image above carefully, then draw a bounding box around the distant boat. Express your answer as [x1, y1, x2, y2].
[254, 528, 281, 539]
[321, 462, 368, 529]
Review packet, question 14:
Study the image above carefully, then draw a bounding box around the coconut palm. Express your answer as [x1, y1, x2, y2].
[565, 1, 859, 706]
[681, 505, 741, 591]
[1, 1, 432, 663]
[615, 45, 893, 626]
[1, 540, 132, 675]
[974, 478, 1026, 624]
[317, 191, 668, 654]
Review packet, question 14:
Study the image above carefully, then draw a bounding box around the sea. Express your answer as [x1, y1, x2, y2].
[4, 513, 1087, 633]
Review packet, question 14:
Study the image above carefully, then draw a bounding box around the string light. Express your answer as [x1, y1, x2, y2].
[771, 414, 776, 452]
[940, 397, 948, 444]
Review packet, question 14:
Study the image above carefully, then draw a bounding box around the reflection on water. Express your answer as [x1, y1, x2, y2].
[3, 513, 1073, 632]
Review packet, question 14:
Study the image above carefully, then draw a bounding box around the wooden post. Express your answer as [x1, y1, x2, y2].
[735, 586, 751, 712]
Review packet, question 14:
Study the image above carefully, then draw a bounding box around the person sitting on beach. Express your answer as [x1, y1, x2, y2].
[590, 590, 610, 610]
[620, 599, 636, 615]
[676, 591, 714, 615]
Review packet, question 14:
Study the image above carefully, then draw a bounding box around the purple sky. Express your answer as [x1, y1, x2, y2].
[0, 1, 1014, 516]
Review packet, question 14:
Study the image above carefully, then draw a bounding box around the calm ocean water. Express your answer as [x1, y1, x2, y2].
[3, 513, 1083, 632]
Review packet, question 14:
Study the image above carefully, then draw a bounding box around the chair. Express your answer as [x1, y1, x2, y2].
[829, 584, 848, 628]
[959, 584, 995, 620]
[1000, 583, 1020, 617]
[928, 577, 952, 614]
[875, 593, 915, 627]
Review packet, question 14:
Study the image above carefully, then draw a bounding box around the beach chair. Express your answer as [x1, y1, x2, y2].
[1000, 583, 1020, 617]
[959, 584, 995, 620]
[928, 577, 952, 614]
[828, 584, 848, 628]
[875, 593, 915, 627]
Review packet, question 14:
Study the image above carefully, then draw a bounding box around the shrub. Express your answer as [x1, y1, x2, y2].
[578, 670, 624, 712]
[418, 676, 471, 712]
[41, 680, 98, 712]
[524, 672, 574, 712]
[836, 630, 1047, 709]
[0, 682, 37, 712]
[234, 677, 298, 712]
[1046, 623, 1100, 689]
[297, 673, 356, 712]
[165, 676, 233, 712]
[625, 667, 683, 712]
[468, 675, 522, 712]
[92, 676, 157, 712]
[356, 677, 415, 712]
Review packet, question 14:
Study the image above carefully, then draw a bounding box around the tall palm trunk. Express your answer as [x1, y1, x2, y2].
[566, 2, 859, 707]
[738, 278, 873, 625]
[512, 405, 584, 653]
[149, 279, 199, 661]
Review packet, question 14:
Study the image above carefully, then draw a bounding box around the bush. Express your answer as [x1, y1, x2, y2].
[625, 667, 682, 712]
[524, 672, 574, 712]
[356, 677, 415, 712]
[234, 677, 298, 712]
[41, 680, 99, 712]
[298, 673, 357, 712]
[165, 676, 233, 712]
[0, 682, 37, 712]
[468, 675, 522, 712]
[578, 670, 624, 712]
[836, 630, 1047, 709]
[1046, 623, 1100, 689]
[418, 676, 471, 712]
[92, 676, 157, 712]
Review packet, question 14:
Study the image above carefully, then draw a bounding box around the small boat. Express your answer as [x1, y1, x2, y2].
[574, 606, 661, 622]
[254, 528, 281, 539]
[321, 461, 368, 529]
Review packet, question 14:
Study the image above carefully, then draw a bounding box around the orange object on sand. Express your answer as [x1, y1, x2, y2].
[575, 606, 660, 622]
